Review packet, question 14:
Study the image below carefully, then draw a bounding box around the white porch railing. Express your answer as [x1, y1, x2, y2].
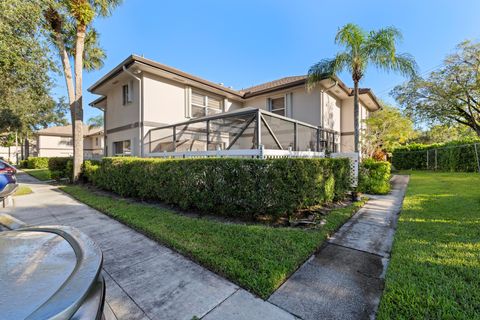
[146, 146, 326, 159]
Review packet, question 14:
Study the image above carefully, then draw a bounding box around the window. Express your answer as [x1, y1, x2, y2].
[191, 90, 223, 118]
[95, 137, 99, 146]
[269, 97, 285, 116]
[113, 140, 131, 155]
[122, 82, 133, 105]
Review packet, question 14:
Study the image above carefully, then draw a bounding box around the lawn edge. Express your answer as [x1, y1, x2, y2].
[59, 184, 367, 299]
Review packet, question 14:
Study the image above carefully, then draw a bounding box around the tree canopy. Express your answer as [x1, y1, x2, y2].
[307, 23, 417, 152]
[362, 103, 416, 156]
[393, 40, 480, 137]
[43, 0, 122, 180]
[0, 0, 67, 134]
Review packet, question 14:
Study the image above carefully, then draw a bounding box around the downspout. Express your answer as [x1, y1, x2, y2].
[123, 66, 144, 157]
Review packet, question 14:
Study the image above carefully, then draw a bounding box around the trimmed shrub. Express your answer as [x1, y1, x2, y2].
[48, 157, 73, 180]
[85, 157, 351, 219]
[81, 160, 101, 183]
[358, 159, 391, 195]
[26, 157, 49, 169]
[19, 159, 28, 168]
[50, 170, 64, 180]
[392, 140, 480, 172]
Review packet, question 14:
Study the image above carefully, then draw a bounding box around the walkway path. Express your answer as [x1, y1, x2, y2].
[4, 172, 296, 320]
[4, 172, 408, 320]
[268, 175, 409, 320]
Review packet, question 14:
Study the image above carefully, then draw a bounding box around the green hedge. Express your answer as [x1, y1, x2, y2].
[26, 157, 49, 169]
[83, 157, 351, 219]
[47, 157, 73, 180]
[358, 159, 391, 194]
[392, 140, 480, 172]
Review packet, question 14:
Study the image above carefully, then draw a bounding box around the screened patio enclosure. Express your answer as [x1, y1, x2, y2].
[146, 108, 338, 158]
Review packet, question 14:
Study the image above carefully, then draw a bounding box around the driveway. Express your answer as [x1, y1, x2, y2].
[4, 172, 296, 320]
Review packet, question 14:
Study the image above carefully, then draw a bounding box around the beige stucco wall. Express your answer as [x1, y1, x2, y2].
[85, 135, 104, 153]
[36, 134, 104, 157]
[143, 73, 187, 125]
[340, 97, 370, 152]
[37, 135, 73, 157]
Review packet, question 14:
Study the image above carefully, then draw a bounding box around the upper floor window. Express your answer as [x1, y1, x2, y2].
[95, 137, 99, 146]
[122, 81, 133, 105]
[191, 90, 223, 118]
[269, 97, 285, 116]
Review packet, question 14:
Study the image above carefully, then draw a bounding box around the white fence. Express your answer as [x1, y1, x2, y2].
[147, 147, 325, 159]
[331, 152, 360, 187]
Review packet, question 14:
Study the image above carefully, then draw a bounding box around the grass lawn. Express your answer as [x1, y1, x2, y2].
[23, 168, 52, 181]
[61, 185, 365, 298]
[378, 171, 480, 319]
[14, 185, 33, 196]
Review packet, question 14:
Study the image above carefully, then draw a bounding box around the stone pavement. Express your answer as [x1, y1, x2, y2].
[268, 175, 409, 320]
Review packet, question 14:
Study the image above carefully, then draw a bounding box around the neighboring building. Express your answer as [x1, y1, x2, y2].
[88, 55, 381, 157]
[35, 125, 104, 159]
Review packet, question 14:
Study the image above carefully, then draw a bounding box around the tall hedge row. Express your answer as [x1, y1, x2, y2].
[26, 157, 49, 169]
[83, 157, 351, 219]
[392, 140, 480, 172]
[48, 157, 73, 180]
[358, 159, 391, 194]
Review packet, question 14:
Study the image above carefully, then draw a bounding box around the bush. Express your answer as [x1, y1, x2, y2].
[19, 159, 28, 168]
[84, 157, 351, 219]
[50, 170, 64, 180]
[48, 157, 73, 180]
[81, 160, 101, 183]
[358, 159, 391, 194]
[26, 157, 49, 169]
[392, 140, 480, 172]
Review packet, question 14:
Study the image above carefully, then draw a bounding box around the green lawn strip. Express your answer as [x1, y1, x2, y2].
[23, 169, 52, 181]
[14, 185, 33, 196]
[61, 185, 365, 298]
[377, 172, 480, 319]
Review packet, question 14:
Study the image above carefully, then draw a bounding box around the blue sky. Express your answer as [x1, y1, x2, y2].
[52, 0, 480, 122]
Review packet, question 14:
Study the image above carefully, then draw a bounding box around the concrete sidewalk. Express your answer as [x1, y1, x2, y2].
[268, 175, 409, 320]
[4, 172, 296, 320]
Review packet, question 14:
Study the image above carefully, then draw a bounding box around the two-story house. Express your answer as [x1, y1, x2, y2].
[88, 55, 380, 157]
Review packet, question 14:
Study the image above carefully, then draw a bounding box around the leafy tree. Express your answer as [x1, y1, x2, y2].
[87, 114, 103, 128]
[413, 124, 477, 144]
[0, 0, 66, 136]
[362, 103, 416, 156]
[43, 0, 121, 181]
[393, 41, 480, 137]
[307, 23, 417, 152]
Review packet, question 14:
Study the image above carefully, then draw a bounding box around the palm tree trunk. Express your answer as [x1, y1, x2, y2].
[55, 33, 75, 106]
[73, 24, 86, 182]
[353, 80, 360, 153]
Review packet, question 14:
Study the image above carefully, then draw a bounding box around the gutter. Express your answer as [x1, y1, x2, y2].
[123, 66, 144, 157]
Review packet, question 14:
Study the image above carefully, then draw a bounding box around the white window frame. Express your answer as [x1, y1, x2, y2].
[190, 90, 224, 118]
[268, 95, 286, 116]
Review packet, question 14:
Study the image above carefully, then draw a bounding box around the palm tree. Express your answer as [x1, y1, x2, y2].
[307, 23, 417, 153]
[44, 0, 121, 181]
